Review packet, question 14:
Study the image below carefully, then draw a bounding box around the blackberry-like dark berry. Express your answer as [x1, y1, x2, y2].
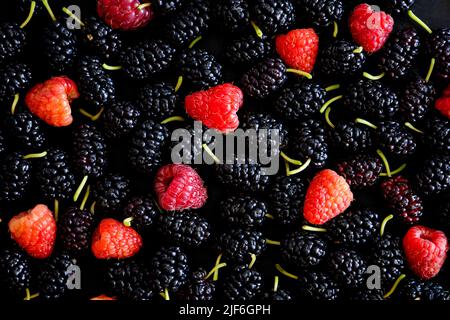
[378, 28, 420, 80]
[424, 117, 450, 154]
[151, 246, 189, 292]
[370, 234, 405, 288]
[381, 0, 415, 13]
[128, 120, 169, 174]
[0, 62, 32, 104]
[72, 123, 108, 178]
[262, 289, 293, 301]
[241, 58, 287, 99]
[376, 121, 417, 157]
[252, 0, 296, 35]
[0, 152, 31, 202]
[177, 268, 215, 300]
[281, 231, 328, 268]
[219, 195, 268, 228]
[35, 148, 75, 201]
[58, 207, 95, 255]
[351, 289, 384, 300]
[415, 155, 450, 196]
[213, 0, 250, 33]
[399, 278, 450, 301]
[120, 40, 176, 80]
[319, 40, 366, 77]
[399, 77, 436, 123]
[0, 23, 26, 61]
[240, 112, 289, 147]
[343, 80, 399, 120]
[275, 81, 325, 120]
[223, 265, 263, 300]
[164, 0, 211, 47]
[438, 197, 450, 233]
[177, 48, 223, 90]
[136, 82, 178, 121]
[381, 176, 423, 224]
[41, 21, 78, 73]
[331, 122, 373, 154]
[289, 119, 329, 168]
[269, 175, 305, 225]
[158, 211, 211, 248]
[106, 259, 153, 301]
[328, 207, 380, 246]
[215, 228, 266, 263]
[225, 34, 273, 66]
[93, 173, 130, 215]
[37, 254, 74, 300]
[77, 55, 116, 107]
[336, 155, 382, 189]
[153, 0, 184, 15]
[81, 16, 122, 61]
[427, 28, 449, 80]
[102, 100, 141, 139]
[0, 248, 31, 296]
[296, 0, 343, 27]
[298, 272, 340, 300]
[328, 249, 367, 289]
[4, 110, 47, 152]
[122, 196, 160, 232]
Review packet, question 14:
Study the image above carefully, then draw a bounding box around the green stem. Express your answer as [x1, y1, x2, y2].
[324, 107, 335, 128]
[11, 93, 20, 115]
[213, 254, 223, 281]
[273, 276, 279, 292]
[355, 118, 378, 129]
[408, 10, 432, 34]
[265, 239, 281, 246]
[332, 21, 338, 38]
[174, 75, 183, 93]
[160, 115, 185, 124]
[188, 36, 202, 49]
[404, 122, 424, 134]
[287, 158, 312, 176]
[62, 7, 85, 26]
[102, 63, 122, 71]
[286, 68, 313, 80]
[320, 95, 342, 113]
[265, 213, 275, 219]
[137, 2, 151, 10]
[73, 175, 88, 202]
[302, 225, 327, 232]
[275, 264, 298, 280]
[54, 199, 59, 222]
[280, 151, 302, 166]
[20, 1, 36, 28]
[123, 217, 133, 227]
[79, 185, 90, 211]
[353, 46, 363, 54]
[425, 58, 435, 83]
[41, 0, 56, 22]
[202, 144, 221, 164]
[325, 84, 340, 92]
[380, 214, 394, 237]
[362, 72, 385, 80]
[383, 274, 406, 299]
[23, 151, 47, 159]
[380, 163, 406, 177]
[90, 201, 96, 214]
[204, 262, 227, 280]
[248, 253, 257, 269]
[250, 21, 263, 39]
[79, 107, 104, 121]
[377, 149, 391, 178]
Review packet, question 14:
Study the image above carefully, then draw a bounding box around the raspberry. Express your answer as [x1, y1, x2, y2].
[91, 218, 143, 259]
[303, 169, 353, 225]
[97, 0, 154, 30]
[154, 164, 207, 211]
[275, 28, 319, 73]
[185, 83, 243, 133]
[403, 226, 448, 280]
[435, 84, 450, 119]
[8, 204, 56, 259]
[349, 4, 394, 53]
[25, 76, 80, 127]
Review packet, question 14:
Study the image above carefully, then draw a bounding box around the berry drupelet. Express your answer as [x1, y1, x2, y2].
[281, 231, 328, 268]
[275, 81, 325, 120]
[398, 278, 450, 301]
[106, 259, 153, 301]
[128, 119, 169, 174]
[215, 228, 266, 264]
[252, 0, 296, 35]
[213, 0, 250, 33]
[376, 121, 417, 157]
[0, 62, 32, 104]
[336, 154, 382, 189]
[295, 0, 343, 27]
[269, 175, 306, 225]
[399, 77, 436, 123]
[298, 271, 340, 300]
[0, 152, 31, 202]
[328, 249, 367, 289]
[101, 100, 141, 140]
[36, 254, 74, 300]
[343, 80, 399, 120]
[378, 28, 420, 80]
[177, 268, 215, 300]
[136, 82, 178, 121]
[415, 155, 450, 196]
[176, 48, 223, 90]
[331, 122, 373, 154]
[81, 16, 122, 61]
[225, 34, 273, 66]
[4, 110, 47, 152]
[223, 265, 263, 300]
[319, 40, 366, 77]
[93, 173, 130, 215]
[0, 23, 26, 62]
[427, 28, 449, 80]
[35, 148, 75, 202]
[157, 211, 211, 248]
[219, 195, 268, 228]
[424, 117, 450, 155]
[58, 206, 95, 255]
[151, 246, 189, 292]
[0, 247, 31, 296]
[122, 196, 160, 232]
[72, 123, 108, 179]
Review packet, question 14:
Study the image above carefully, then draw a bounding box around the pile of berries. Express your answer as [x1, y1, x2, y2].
[0, 0, 449, 302]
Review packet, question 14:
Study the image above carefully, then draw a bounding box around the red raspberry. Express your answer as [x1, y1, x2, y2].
[154, 164, 208, 211]
[435, 84, 450, 119]
[303, 169, 354, 225]
[97, 0, 154, 31]
[275, 28, 319, 73]
[403, 226, 448, 280]
[91, 218, 142, 259]
[349, 3, 394, 53]
[8, 204, 56, 259]
[25, 76, 79, 127]
[185, 83, 244, 133]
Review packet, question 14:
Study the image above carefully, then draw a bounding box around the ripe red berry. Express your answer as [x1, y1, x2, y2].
[403, 226, 448, 280]
[97, 0, 154, 30]
[185, 83, 244, 133]
[435, 84, 450, 119]
[25, 76, 79, 127]
[303, 169, 353, 225]
[154, 164, 208, 211]
[91, 218, 143, 259]
[349, 3, 394, 53]
[8, 204, 56, 259]
[275, 28, 319, 73]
